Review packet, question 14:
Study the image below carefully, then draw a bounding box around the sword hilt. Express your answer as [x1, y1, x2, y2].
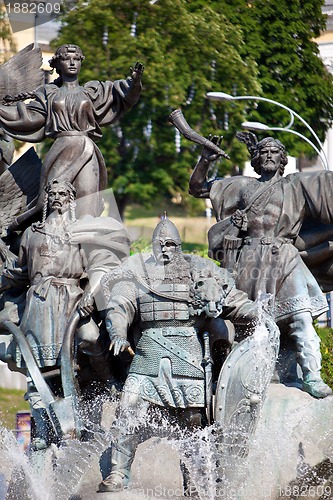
[202, 331, 213, 365]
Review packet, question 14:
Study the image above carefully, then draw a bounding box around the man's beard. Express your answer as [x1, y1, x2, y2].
[163, 249, 189, 277]
[49, 203, 70, 215]
[262, 160, 278, 172]
[153, 248, 189, 279]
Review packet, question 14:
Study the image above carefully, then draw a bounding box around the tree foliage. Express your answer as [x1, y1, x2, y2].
[216, 0, 333, 157]
[55, 0, 259, 213]
[54, 0, 333, 214]
[0, 9, 16, 63]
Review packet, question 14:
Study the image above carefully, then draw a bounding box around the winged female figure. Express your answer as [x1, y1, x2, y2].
[0, 43, 143, 230]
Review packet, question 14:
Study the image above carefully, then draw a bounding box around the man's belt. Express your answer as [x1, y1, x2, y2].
[32, 276, 81, 299]
[143, 327, 204, 373]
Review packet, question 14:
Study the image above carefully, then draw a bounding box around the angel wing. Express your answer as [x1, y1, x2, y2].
[0, 44, 44, 103]
[0, 147, 41, 235]
[236, 131, 258, 156]
[0, 133, 14, 165]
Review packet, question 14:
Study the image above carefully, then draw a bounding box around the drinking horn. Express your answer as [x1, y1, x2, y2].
[168, 109, 230, 159]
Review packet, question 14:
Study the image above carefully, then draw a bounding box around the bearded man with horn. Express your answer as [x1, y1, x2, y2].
[189, 132, 333, 399]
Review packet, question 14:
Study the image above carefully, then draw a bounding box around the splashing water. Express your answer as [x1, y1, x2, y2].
[2, 290, 331, 500]
[170, 423, 221, 499]
[0, 295, 279, 500]
[169, 291, 280, 499]
[102, 293, 281, 499]
[0, 392, 113, 500]
[0, 425, 52, 500]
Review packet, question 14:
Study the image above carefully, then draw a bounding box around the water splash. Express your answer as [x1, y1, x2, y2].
[2, 293, 331, 500]
[64, 300, 280, 499]
[170, 423, 220, 499]
[0, 391, 112, 500]
[0, 425, 52, 500]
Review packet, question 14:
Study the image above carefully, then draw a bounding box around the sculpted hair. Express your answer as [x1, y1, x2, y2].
[49, 45, 85, 87]
[49, 44, 85, 68]
[45, 178, 77, 197]
[251, 137, 288, 175]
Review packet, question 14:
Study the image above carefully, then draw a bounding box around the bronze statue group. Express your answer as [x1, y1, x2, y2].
[0, 44, 332, 496]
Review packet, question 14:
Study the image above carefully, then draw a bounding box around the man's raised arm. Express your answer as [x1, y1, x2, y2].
[189, 135, 224, 198]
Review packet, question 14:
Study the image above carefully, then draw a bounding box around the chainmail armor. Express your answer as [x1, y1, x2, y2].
[129, 327, 204, 379]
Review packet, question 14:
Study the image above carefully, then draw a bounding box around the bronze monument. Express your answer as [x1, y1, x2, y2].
[188, 130, 333, 399]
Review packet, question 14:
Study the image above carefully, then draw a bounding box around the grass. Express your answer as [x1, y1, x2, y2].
[124, 201, 195, 220]
[317, 327, 333, 388]
[0, 387, 29, 430]
[124, 210, 213, 246]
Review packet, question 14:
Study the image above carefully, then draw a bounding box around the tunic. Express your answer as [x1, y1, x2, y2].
[2, 215, 130, 367]
[103, 253, 260, 409]
[208, 171, 333, 321]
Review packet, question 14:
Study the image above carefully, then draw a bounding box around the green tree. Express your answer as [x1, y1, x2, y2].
[55, 0, 333, 214]
[54, 0, 259, 215]
[0, 8, 16, 62]
[211, 0, 333, 158]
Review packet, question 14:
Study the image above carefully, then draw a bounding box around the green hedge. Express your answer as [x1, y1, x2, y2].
[318, 328, 333, 388]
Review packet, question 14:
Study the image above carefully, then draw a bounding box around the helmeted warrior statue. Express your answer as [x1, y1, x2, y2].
[98, 216, 276, 494]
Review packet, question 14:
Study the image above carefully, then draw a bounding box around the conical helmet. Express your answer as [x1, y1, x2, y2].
[152, 214, 181, 246]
